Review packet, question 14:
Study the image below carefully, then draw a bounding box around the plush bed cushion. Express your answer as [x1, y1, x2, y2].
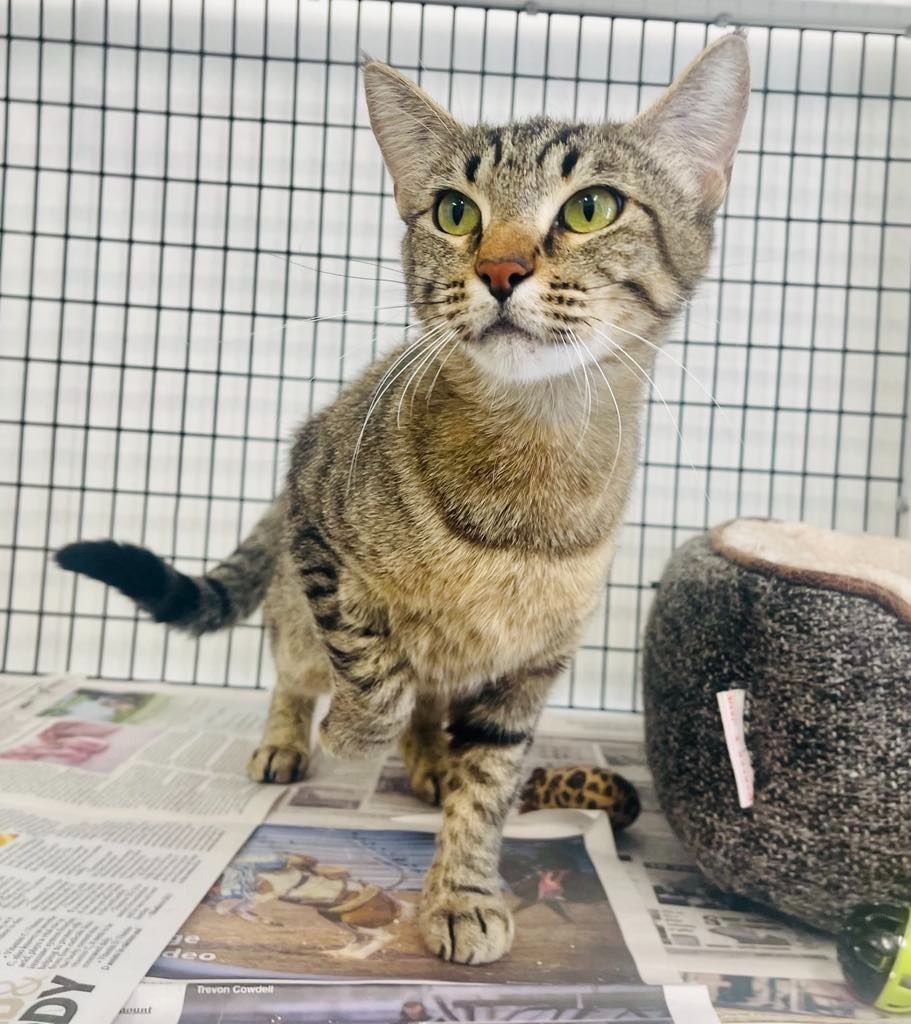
[643, 520, 911, 933]
[712, 518, 911, 623]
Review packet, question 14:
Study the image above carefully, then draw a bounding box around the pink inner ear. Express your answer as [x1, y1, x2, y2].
[701, 166, 730, 211]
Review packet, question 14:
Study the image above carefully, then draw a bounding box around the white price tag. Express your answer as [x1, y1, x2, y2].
[716, 688, 754, 809]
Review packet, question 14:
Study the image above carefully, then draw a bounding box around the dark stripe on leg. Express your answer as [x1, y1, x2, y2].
[464, 761, 495, 787]
[299, 561, 338, 581]
[325, 641, 357, 672]
[297, 526, 337, 559]
[448, 718, 528, 750]
[313, 608, 341, 631]
[524, 656, 572, 679]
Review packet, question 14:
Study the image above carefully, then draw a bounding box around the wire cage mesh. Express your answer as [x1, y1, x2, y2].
[1, 0, 909, 709]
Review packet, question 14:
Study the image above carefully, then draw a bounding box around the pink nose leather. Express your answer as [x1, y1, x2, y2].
[476, 258, 534, 301]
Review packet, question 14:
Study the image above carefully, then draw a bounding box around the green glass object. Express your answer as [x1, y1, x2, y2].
[837, 905, 911, 1013]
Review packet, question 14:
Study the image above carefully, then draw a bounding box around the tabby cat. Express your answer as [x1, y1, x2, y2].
[56, 33, 750, 965]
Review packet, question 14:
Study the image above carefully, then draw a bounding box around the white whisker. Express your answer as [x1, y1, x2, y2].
[197, 302, 418, 355]
[589, 324, 710, 506]
[565, 334, 592, 450]
[369, 322, 450, 419]
[347, 323, 451, 490]
[262, 250, 413, 289]
[560, 332, 586, 406]
[571, 330, 623, 488]
[409, 330, 459, 417]
[370, 318, 447, 396]
[425, 334, 462, 408]
[596, 317, 742, 448]
[398, 331, 455, 427]
[282, 249, 446, 292]
[585, 279, 721, 330]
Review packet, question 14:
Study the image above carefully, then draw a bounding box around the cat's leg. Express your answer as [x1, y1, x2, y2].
[247, 570, 332, 783]
[419, 663, 559, 964]
[317, 649, 417, 761]
[246, 675, 319, 783]
[400, 693, 450, 806]
[289, 523, 416, 760]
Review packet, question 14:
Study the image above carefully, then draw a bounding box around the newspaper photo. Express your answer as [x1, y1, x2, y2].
[149, 809, 671, 986]
[0, 674, 282, 1024]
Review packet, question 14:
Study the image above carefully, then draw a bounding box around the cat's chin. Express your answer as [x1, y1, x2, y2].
[467, 326, 592, 384]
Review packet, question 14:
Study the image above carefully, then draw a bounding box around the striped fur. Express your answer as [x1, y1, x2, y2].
[56, 35, 750, 966]
[56, 500, 283, 635]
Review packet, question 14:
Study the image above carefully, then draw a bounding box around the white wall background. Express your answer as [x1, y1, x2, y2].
[1, 0, 909, 709]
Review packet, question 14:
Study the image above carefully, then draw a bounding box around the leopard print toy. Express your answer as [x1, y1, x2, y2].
[519, 765, 640, 830]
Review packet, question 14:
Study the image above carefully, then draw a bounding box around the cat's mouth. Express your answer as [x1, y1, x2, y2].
[477, 314, 537, 344]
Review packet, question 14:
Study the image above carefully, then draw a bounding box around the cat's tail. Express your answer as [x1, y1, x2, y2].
[54, 498, 284, 636]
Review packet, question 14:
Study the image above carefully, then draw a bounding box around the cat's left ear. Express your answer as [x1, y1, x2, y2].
[362, 60, 460, 218]
[631, 32, 751, 213]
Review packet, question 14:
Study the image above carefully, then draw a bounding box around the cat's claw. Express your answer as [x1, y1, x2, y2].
[246, 744, 309, 784]
[419, 890, 515, 965]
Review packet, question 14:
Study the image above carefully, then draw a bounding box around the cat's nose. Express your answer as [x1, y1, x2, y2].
[476, 257, 534, 303]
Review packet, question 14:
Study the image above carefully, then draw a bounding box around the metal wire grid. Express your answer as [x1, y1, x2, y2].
[0, 0, 909, 709]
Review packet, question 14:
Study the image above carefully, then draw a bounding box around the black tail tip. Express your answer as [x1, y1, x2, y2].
[55, 540, 117, 575]
[54, 539, 172, 604]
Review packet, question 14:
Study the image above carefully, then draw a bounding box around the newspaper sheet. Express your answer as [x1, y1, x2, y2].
[0, 674, 281, 1024]
[140, 806, 719, 1022]
[118, 979, 721, 1023]
[600, 734, 889, 1023]
[276, 711, 884, 1022]
[0, 681, 883, 1023]
[686, 973, 887, 1023]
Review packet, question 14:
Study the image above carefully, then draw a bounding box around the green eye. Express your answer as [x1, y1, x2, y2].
[435, 190, 481, 236]
[561, 186, 622, 233]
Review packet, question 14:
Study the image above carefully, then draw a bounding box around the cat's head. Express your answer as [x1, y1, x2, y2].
[363, 34, 750, 385]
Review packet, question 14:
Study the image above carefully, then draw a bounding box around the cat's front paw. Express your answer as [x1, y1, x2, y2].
[419, 888, 515, 965]
[246, 744, 310, 784]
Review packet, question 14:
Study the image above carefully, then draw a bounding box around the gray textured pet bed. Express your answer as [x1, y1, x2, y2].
[643, 518, 911, 933]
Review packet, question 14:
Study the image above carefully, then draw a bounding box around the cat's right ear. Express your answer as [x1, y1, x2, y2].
[362, 61, 460, 218]
[630, 32, 750, 214]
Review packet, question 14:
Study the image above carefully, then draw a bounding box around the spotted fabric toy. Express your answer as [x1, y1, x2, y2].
[519, 765, 640, 830]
